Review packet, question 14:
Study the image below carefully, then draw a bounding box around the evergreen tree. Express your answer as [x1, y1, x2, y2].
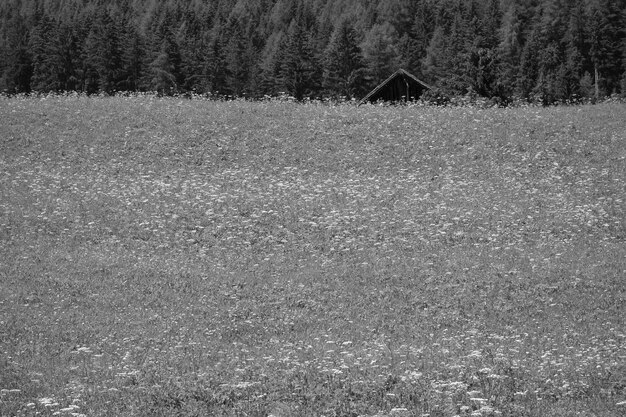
[465, 0, 504, 98]
[0, 8, 32, 93]
[587, 0, 624, 97]
[83, 10, 123, 94]
[29, 15, 81, 92]
[498, 2, 523, 98]
[446, 8, 472, 94]
[202, 23, 228, 94]
[146, 41, 178, 95]
[405, 1, 436, 79]
[470, 48, 501, 98]
[376, 0, 414, 35]
[223, 20, 253, 96]
[176, 6, 210, 93]
[463, 0, 483, 49]
[29, 13, 60, 92]
[396, 33, 419, 76]
[518, 27, 541, 99]
[277, 18, 319, 100]
[322, 18, 366, 99]
[56, 22, 81, 91]
[142, 5, 183, 94]
[361, 22, 401, 87]
[421, 25, 447, 86]
[422, 6, 469, 95]
[564, 0, 589, 99]
[119, 22, 145, 92]
[268, 0, 297, 32]
[483, 0, 503, 49]
[258, 31, 283, 96]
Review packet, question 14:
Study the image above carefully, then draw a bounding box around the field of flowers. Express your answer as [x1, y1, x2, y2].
[1, 95, 625, 417]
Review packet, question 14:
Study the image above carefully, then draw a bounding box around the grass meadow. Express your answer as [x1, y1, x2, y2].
[0, 95, 625, 417]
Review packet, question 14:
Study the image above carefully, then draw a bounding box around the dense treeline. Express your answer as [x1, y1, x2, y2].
[1, 0, 625, 103]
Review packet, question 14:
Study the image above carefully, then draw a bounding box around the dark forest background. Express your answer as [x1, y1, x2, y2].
[1, 0, 625, 103]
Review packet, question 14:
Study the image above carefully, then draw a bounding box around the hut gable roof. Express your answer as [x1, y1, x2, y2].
[358, 69, 432, 105]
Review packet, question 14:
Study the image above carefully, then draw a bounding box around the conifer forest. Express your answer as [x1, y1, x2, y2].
[1, 0, 625, 103]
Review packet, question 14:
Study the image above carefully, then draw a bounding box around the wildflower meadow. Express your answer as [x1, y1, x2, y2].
[0, 95, 625, 416]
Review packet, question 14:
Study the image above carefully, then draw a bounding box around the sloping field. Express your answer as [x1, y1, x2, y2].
[1, 96, 625, 416]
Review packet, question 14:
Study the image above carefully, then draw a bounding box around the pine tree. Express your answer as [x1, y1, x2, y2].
[470, 48, 500, 98]
[463, 0, 483, 49]
[522, 0, 571, 103]
[0, 8, 33, 93]
[422, 6, 468, 95]
[202, 23, 228, 95]
[277, 18, 318, 100]
[446, 8, 471, 94]
[361, 22, 401, 88]
[29, 13, 60, 92]
[563, 0, 589, 99]
[268, 0, 298, 32]
[587, 0, 624, 98]
[55, 22, 81, 91]
[119, 23, 145, 92]
[28, 15, 80, 93]
[421, 25, 446, 86]
[83, 10, 123, 94]
[376, 0, 414, 35]
[258, 31, 283, 96]
[322, 18, 366, 99]
[518, 27, 541, 100]
[482, 0, 502, 49]
[177, 5, 212, 93]
[396, 33, 419, 76]
[405, 1, 435, 79]
[498, 2, 523, 99]
[142, 5, 183, 94]
[146, 41, 178, 95]
[224, 20, 252, 96]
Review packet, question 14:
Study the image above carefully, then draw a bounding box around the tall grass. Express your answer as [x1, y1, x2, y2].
[1, 95, 625, 416]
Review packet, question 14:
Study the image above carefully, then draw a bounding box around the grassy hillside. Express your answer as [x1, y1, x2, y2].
[1, 95, 625, 416]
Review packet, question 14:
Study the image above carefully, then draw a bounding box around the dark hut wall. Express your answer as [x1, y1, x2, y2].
[367, 75, 427, 102]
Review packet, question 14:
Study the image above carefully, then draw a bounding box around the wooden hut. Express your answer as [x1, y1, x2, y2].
[358, 69, 431, 105]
